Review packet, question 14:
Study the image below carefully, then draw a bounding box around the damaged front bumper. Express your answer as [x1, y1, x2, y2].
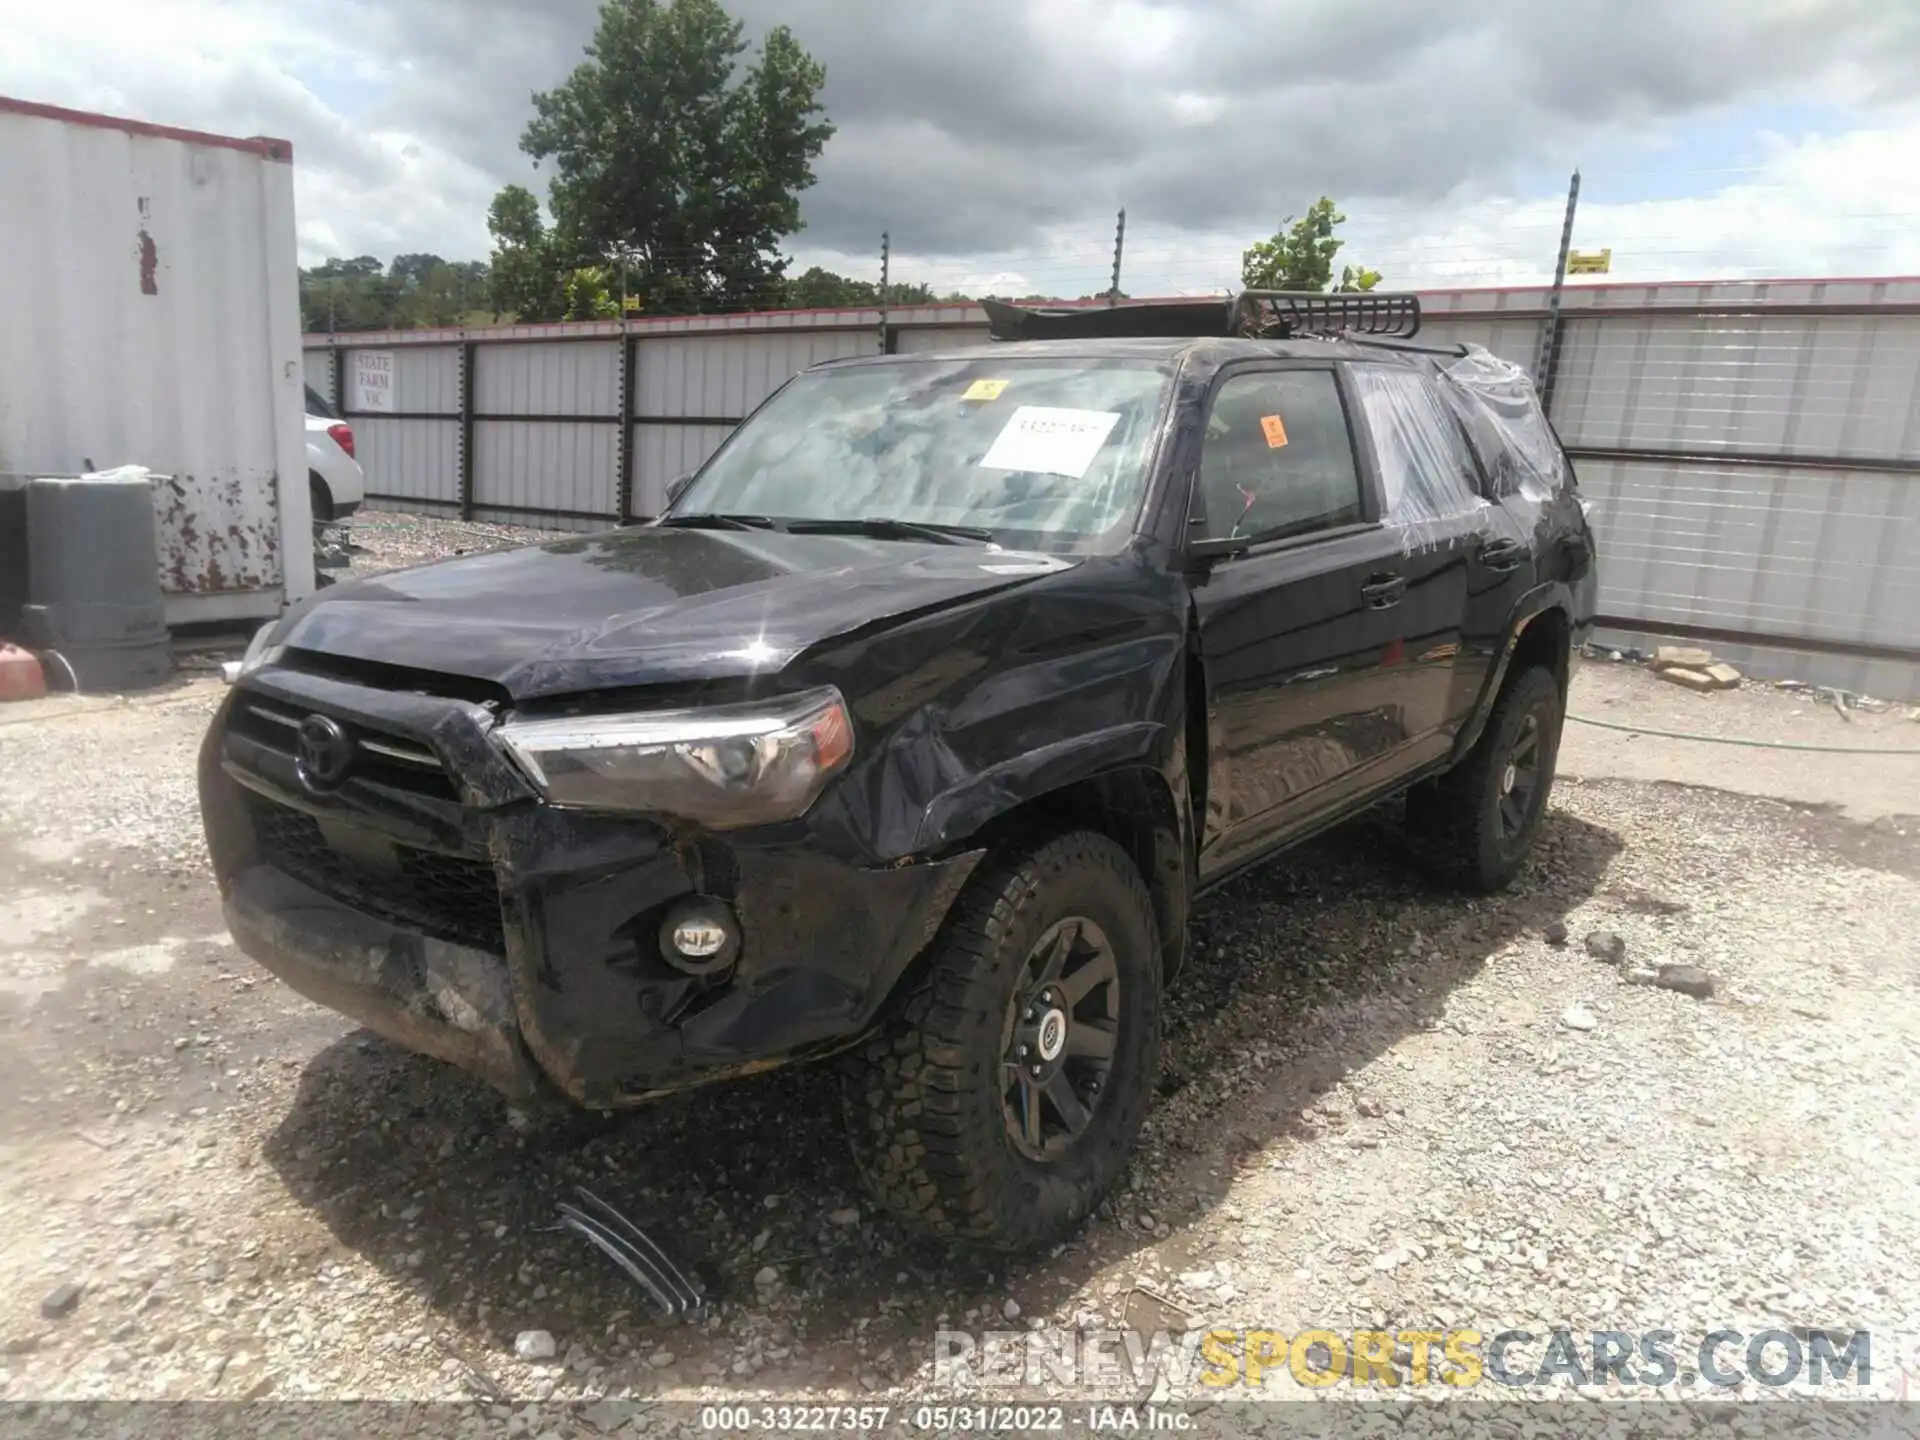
[198, 666, 981, 1110]
[224, 863, 543, 1100]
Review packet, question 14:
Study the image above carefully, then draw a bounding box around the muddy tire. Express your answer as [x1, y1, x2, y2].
[1413, 664, 1563, 893]
[841, 831, 1161, 1252]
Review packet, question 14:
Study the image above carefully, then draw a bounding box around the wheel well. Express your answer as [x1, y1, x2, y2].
[971, 768, 1188, 979]
[1510, 606, 1570, 697]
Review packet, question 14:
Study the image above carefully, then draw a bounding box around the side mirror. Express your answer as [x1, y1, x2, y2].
[665, 472, 694, 506]
[1183, 532, 1249, 579]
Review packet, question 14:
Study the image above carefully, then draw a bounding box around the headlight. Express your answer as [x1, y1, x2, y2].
[224, 621, 283, 684]
[497, 686, 855, 827]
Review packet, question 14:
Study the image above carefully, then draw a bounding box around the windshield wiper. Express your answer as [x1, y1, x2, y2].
[785, 516, 993, 546]
[653, 512, 785, 532]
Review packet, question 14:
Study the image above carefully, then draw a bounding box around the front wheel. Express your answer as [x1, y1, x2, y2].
[841, 831, 1162, 1252]
[1412, 664, 1563, 893]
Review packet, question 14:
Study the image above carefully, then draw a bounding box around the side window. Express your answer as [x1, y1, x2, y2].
[1435, 348, 1570, 501]
[1349, 366, 1485, 523]
[1191, 370, 1362, 543]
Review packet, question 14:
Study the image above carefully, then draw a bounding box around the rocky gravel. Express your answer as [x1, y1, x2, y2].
[1, 514, 1917, 1434]
[329, 509, 570, 581]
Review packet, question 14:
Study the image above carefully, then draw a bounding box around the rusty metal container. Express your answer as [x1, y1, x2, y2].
[0, 95, 312, 627]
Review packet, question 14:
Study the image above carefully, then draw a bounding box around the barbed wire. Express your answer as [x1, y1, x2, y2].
[303, 176, 1920, 331]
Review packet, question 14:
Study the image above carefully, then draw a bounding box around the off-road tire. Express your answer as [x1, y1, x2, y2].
[841, 831, 1162, 1252]
[1413, 664, 1563, 893]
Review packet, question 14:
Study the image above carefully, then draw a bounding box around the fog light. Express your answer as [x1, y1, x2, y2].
[659, 898, 740, 975]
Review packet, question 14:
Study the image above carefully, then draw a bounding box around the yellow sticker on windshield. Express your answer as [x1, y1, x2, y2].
[1261, 414, 1290, 448]
[962, 378, 1010, 401]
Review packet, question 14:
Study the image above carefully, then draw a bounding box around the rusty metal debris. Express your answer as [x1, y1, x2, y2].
[556, 1186, 705, 1318]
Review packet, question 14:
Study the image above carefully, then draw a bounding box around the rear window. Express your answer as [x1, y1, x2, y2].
[1436, 347, 1569, 501]
[304, 385, 338, 419]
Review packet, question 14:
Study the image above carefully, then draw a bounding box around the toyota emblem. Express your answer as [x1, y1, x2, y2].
[295, 714, 355, 791]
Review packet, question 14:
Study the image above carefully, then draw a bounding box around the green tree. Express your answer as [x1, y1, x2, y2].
[1241, 198, 1382, 293]
[388, 253, 446, 291]
[486, 184, 567, 321]
[301, 256, 399, 332]
[507, 0, 833, 315]
[777, 269, 955, 310]
[562, 265, 621, 319]
[299, 255, 491, 332]
[784, 265, 873, 308]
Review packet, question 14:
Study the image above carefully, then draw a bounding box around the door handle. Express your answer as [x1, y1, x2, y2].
[1361, 572, 1407, 609]
[1480, 537, 1526, 573]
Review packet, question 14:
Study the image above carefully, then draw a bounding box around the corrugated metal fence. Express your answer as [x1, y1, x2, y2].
[305, 278, 1920, 697]
[303, 308, 985, 526]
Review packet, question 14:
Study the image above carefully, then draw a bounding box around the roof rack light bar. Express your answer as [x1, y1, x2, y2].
[980, 291, 1422, 343]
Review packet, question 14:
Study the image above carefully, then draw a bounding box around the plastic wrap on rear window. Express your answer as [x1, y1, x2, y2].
[1438, 345, 1568, 501]
[1349, 366, 1489, 550]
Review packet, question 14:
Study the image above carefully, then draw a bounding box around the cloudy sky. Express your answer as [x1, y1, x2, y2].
[6, 0, 1920, 297]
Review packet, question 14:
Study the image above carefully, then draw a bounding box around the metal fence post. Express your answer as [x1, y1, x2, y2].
[1535, 169, 1580, 417]
[1108, 208, 1127, 306]
[458, 337, 477, 520]
[330, 344, 345, 414]
[877, 231, 891, 354]
[616, 325, 636, 521]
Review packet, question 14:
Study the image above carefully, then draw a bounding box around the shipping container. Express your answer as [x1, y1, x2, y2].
[0, 96, 312, 627]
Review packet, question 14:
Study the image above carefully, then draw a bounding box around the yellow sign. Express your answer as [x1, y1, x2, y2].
[621, 294, 642, 313]
[962, 378, 1010, 401]
[1567, 248, 1612, 275]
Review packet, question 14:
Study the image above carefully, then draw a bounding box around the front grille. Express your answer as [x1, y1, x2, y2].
[229, 695, 459, 802]
[249, 797, 506, 953]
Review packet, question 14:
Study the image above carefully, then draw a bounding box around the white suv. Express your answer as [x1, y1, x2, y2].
[304, 385, 365, 522]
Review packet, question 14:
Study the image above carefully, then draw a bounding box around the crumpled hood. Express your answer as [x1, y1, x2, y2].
[278, 526, 1077, 700]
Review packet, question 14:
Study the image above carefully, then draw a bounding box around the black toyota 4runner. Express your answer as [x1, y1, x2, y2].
[200, 292, 1596, 1252]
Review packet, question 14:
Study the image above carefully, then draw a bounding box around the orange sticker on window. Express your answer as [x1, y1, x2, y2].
[1260, 414, 1289, 448]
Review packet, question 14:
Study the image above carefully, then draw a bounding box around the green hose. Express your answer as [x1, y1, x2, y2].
[1567, 713, 1920, 755]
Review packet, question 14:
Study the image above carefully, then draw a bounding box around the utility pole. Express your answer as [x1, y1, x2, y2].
[1534, 169, 1581, 415]
[1108, 208, 1127, 306]
[877, 231, 891, 354]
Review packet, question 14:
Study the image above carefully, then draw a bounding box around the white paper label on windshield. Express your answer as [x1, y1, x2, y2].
[978, 406, 1122, 479]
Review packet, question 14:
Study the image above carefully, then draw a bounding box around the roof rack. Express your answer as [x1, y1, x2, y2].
[1230, 290, 1422, 340]
[981, 290, 1423, 343]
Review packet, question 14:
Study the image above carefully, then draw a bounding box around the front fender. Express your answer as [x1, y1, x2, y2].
[911, 721, 1168, 853]
[805, 558, 1192, 864]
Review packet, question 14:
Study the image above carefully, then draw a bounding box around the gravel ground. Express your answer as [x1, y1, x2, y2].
[324, 509, 570, 581]
[3, 515, 1918, 1434]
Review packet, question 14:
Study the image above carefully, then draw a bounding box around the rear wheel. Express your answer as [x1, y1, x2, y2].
[842, 831, 1161, 1252]
[1411, 664, 1563, 892]
[309, 473, 334, 524]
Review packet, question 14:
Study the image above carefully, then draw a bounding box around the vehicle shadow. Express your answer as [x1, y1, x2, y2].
[263, 800, 1625, 1398]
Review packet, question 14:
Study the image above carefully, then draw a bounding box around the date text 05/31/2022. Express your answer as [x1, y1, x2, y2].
[699, 1404, 1194, 1431]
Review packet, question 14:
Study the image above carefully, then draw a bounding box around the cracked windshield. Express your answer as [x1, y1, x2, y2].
[675, 360, 1174, 551]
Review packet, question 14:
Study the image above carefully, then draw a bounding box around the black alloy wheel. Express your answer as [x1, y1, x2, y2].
[1001, 917, 1121, 1162]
